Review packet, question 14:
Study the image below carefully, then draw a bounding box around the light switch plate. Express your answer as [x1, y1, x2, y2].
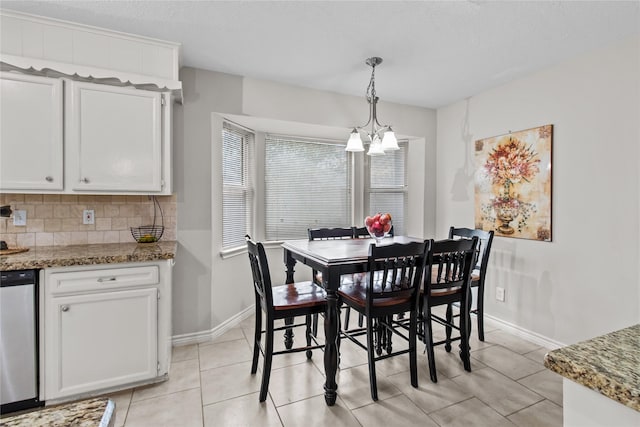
[13, 210, 26, 226]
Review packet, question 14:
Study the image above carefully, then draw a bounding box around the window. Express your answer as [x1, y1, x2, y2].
[222, 122, 254, 249]
[265, 135, 351, 240]
[366, 142, 407, 235]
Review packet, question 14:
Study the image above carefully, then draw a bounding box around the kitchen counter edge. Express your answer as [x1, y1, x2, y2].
[0, 241, 177, 271]
[0, 397, 114, 426]
[543, 324, 640, 412]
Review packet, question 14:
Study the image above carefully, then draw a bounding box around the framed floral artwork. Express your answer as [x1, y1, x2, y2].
[474, 125, 552, 241]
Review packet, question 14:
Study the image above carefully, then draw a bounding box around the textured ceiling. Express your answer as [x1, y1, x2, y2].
[1, 1, 639, 109]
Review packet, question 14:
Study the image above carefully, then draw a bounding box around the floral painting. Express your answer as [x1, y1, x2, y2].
[474, 125, 552, 241]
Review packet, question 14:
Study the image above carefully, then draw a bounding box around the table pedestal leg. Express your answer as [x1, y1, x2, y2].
[284, 249, 296, 284]
[284, 250, 296, 349]
[324, 289, 338, 406]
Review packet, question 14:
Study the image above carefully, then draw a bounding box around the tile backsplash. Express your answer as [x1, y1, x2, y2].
[0, 194, 176, 247]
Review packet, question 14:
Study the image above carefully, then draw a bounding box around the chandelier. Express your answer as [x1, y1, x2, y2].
[345, 57, 399, 156]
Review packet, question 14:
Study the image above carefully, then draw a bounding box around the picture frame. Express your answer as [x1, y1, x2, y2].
[474, 125, 552, 241]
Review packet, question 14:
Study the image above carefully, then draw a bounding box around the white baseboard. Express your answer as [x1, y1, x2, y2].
[171, 305, 565, 351]
[485, 313, 566, 349]
[172, 305, 255, 346]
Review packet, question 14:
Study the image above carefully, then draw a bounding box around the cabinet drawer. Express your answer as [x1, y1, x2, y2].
[47, 265, 159, 295]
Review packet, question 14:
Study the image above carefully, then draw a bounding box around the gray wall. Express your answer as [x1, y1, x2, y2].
[173, 67, 437, 336]
[173, 68, 243, 335]
[436, 36, 640, 345]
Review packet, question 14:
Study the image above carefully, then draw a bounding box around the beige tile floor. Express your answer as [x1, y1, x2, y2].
[103, 310, 562, 427]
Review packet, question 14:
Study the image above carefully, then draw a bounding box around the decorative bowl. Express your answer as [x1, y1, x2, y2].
[364, 213, 392, 244]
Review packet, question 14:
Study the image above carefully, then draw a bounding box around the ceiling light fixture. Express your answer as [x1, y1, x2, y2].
[345, 57, 399, 156]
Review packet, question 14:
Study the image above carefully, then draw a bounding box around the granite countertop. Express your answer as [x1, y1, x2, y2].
[0, 397, 114, 427]
[544, 324, 640, 411]
[0, 241, 177, 271]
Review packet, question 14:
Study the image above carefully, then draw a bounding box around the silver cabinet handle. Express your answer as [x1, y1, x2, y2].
[61, 305, 69, 312]
[97, 277, 117, 283]
[80, 177, 90, 183]
[45, 176, 53, 182]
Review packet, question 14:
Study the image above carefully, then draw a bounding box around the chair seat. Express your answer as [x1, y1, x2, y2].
[338, 283, 411, 308]
[426, 267, 466, 297]
[272, 282, 327, 310]
[428, 286, 463, 297]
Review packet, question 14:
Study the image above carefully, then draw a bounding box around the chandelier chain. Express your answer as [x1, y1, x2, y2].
[345, 56, 399, 155]
[366, 64, 377, 102]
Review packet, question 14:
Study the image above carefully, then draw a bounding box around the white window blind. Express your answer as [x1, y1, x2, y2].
[366, 142, 407, 235]
[222, 122, 254, 249]
[265, 136, 351, 240]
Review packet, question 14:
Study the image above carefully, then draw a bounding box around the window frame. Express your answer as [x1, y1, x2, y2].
[218, 124, 410, 254]
[263, 134, 352, 241]
[363, 141, 409, 236]
[220, 121, 254, 255]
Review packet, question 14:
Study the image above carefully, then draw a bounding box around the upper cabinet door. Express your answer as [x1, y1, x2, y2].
[0, 73, 63, 190]
[67, 81, 163, 192]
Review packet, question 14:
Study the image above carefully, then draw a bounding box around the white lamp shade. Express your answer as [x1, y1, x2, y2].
[367, 135, 385, 156]
[345, 130, 364, 152]
[381, 129, 399, 151]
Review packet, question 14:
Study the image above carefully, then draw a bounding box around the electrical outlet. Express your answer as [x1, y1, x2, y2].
[13, 210, 26, 226]
[83, 209, 95, 225]
[496, 286, 505, 302]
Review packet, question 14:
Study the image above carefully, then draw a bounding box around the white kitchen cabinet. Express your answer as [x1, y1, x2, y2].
[42, 261, 172, 402]
[0, 72, 63, 191]
[0, 76, 172, 195]
[66, 81, 166, 193]
[46, 288, 157, 398]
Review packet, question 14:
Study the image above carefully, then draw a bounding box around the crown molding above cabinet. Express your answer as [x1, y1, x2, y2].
[0, 9, 182, 101]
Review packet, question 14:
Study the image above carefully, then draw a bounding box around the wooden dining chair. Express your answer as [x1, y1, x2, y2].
[338, 240, 428, 400]
[448, 227, 494, 341]
[308, 227, 354, 241]
[420, 237, 478, 383]
[246, 238, 326, 402]
[350, 225, 395, 328]
[307, 227, 356, 333]
[307, 227, 354, 284]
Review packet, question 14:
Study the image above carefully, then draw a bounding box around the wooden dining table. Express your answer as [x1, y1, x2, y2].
[281, 235, 424, 406]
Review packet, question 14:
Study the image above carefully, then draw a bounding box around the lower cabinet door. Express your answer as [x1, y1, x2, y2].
[45, 288, 158, 399]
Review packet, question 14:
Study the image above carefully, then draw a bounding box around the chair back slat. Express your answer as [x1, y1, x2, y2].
[308, 227, 353, 240]
[427, 238, 478, 293]
[366, 241, 428, 306]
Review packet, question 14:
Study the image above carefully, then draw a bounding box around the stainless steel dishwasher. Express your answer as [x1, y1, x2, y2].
[1, 269, 43, 414]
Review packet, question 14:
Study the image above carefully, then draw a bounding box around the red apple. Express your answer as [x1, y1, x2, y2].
[383, 222, 391, 233]
[379, 213, 389, 225]
[365, 216, 374, 227]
